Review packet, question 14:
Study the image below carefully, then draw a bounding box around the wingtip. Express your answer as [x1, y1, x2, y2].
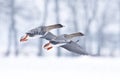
[79, 32, 84, 36]
[56, 24, 64, 28]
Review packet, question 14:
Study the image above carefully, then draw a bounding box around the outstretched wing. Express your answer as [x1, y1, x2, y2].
[64, 32, 84, 39]
[46, 24, 63, 31]
[26, 24, 63, 37]
[42, 32, 57, 40]
[61, 41, 88, 55]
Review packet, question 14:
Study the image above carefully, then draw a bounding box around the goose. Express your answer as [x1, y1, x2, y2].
[43, 32, 97, 56]
[43, 32, 84, 50]
[42, 32, 88, 55]
[20, 24, 63, 42]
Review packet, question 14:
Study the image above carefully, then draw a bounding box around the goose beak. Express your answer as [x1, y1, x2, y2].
[43, 42, 53, 50]
[47, 46, 53, 50]
[43, 42, 51, 48]
[20, 34, 29, 42]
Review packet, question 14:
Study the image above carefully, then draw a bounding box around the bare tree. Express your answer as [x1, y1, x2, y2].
[108, 0, 120, 56]
[96, 0, 119, 56]
[38, 0, 49, 56]
[68, 0, 79, 32]
[4, 0, 41, 56]
[96, 0, 110, 56]
[54, 0, 61, 57]
[82, 0, 98, 54]
[118, 0, 120, 54]
[5, 0, 19, 56]
[67, 0, 81, 56]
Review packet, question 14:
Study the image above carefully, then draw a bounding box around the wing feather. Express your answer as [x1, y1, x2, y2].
[61, 41, 88, 55]
[64, 32, 84, 39]
[46, 24, 63, 31]
[42, 32, 57, 40]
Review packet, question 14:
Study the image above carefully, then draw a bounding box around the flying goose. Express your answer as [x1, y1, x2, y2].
[20, 24, 63, 42]
[43, 32, 84, 50]
[42, 32, 88, 55]
[43, 32, 97, 56]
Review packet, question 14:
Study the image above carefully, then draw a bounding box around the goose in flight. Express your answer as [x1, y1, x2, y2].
[43, 32, 84, 50]
[20, 24, 63, 42]
[42, 32, 88, 55]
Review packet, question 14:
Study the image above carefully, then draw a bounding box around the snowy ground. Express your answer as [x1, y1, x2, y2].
[0, 56, 120, 80]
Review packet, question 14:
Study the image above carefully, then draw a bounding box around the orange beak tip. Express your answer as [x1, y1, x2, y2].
[20, 34, 29, 42]
[20, 39, 28, 42]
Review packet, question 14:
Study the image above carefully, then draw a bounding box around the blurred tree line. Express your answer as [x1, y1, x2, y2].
[0, 0, 119, 57]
